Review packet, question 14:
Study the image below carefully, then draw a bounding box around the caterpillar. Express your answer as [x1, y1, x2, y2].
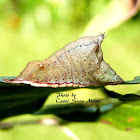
[4, 33, 123, 88]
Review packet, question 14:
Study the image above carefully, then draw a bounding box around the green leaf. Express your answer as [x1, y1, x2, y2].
[99, 100, 140, 130]
[1, 75, 140, 121]
[122, 76, 140, 85]
[97, 88, 140, 130]
[103, 87, 140, 101]
[0, 77, 48, 120]
[0, 86, 47, 120]
[0, 76, 101, 120]
[34, 98, 122, 121]
[0, 122, 72, 140]
[1, 119, 140, 140]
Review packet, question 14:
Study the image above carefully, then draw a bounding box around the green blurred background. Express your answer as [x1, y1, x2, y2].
[0, 0, 140, 139]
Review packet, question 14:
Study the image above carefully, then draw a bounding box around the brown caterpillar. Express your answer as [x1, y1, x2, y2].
[4, 33, 123, 88]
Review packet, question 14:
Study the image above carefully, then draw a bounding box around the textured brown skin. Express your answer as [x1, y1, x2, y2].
[4, 33, 123, 88]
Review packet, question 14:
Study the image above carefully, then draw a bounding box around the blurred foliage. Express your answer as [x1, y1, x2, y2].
[0, 0, 111, 29]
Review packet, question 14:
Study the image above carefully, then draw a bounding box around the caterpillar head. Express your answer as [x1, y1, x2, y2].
[94, 60, 123, 85]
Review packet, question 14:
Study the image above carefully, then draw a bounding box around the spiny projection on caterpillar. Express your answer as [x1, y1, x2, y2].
[4, 33, 123, 88]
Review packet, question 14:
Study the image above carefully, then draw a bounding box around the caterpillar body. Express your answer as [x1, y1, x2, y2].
[4, 33, 123, 88]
